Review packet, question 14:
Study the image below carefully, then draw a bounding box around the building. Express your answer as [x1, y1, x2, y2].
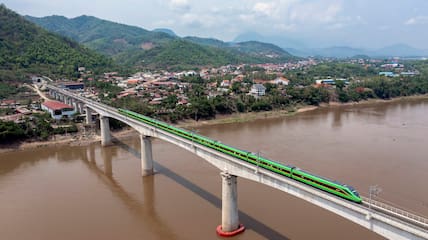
[249, 84, 266, 96]
[41, 100, 75, 120]
[379, 72, 399, 77]
[400, 71, 419, 77]
[315, 78, 349, 85]
[60, 82, 85, 90]
[272, 77, 290, 85]
[220, 80, 231, 88]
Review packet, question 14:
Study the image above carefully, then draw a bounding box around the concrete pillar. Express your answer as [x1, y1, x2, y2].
[100, 115, 112, 146]
[73, 102, 79, 113]
[140, 134, 154, 176]
[78, 103, 84, 114]
[85, 107, 92, 124]
[221, 172, 239, 232]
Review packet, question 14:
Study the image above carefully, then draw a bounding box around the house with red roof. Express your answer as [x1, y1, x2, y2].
[41, 100, 76, 120]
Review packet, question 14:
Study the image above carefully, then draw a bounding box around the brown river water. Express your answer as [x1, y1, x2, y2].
[1, 98, 428, 240]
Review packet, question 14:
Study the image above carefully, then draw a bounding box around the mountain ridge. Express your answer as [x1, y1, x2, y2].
[26, 15, 296, 69]
[235, 31, 428, 58]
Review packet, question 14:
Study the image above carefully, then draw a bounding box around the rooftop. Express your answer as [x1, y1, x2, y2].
[42, 101, 73, 111]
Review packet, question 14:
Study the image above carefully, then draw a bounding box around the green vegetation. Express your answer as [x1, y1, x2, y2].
[339, 76, 428, 102]
[0, 4, 113, 82]
[0, 82, 20, 99]
[287, 61, 377, 86]
[26, 15, 175, 55]
[84, 80, 123, 101]
[116, 39, 245, 70]
[0, 113, 78, 144]
[0, 120, 25, 143]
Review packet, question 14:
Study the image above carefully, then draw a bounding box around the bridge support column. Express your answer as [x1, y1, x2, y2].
[100, 116, 112, 146]
[85, 107, 92, 124]
[78, 103, 84, 114]
[216, 172, 245, 237]
[140, 135, 154, 176]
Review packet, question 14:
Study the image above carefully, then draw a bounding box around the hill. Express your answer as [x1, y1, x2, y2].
[230, 41, 293, 59]
[152, 28, 177, 37]
[26, 15, 295, 69]
[25, 15, 175, 56]
[0, 4, 112, 82]
[184, 37, 293, 59]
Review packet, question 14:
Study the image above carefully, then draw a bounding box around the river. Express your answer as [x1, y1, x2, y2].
[1, 98, 427, 240]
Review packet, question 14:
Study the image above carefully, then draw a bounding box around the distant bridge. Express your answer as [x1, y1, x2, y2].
[47, 84, 428, 239]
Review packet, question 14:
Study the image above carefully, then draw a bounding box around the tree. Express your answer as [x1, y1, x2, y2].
[0, 120, 25, 143]
[335, 80, 346, 91]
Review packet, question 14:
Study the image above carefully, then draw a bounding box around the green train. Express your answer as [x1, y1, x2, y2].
[118, 108, 362, 203]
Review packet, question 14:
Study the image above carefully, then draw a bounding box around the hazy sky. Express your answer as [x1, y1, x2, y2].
[3, 0, 428, 49]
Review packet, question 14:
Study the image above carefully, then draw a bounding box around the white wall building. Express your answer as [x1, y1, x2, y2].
[41, 100, 76, 120]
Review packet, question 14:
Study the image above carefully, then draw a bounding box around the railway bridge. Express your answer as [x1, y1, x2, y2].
[46, 85, 428, 239]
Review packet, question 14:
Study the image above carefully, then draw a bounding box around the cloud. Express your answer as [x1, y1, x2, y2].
[274, 23, 296, 31]
[289, 1, 342, 24]
[405, 16, 428, 25]
[169, 0, 190, 11]
[253, 2, 276, 16]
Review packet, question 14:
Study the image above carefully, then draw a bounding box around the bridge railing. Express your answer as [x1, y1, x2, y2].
[362, 196, 428, 228]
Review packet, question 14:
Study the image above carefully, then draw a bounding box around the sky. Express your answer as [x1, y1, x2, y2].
[2, 0, 428, 49]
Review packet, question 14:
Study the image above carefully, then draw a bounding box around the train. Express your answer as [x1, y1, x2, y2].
[118, 108, 362, 203]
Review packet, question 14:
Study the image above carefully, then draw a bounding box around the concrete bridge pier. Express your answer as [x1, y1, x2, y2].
[100, 115, 112, 146]
[78, 103, 84, 114]
[85, 107, 92, 124]
[217, 171, 245, 237]
[140, 135, 154, 176]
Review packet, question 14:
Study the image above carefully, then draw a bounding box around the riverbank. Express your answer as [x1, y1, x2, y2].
[177, 94, 428, 128]
[1, 94, 427, 154]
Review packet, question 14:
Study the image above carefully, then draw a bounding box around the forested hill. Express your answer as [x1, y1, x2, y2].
[25, 14, 175, 56]
[26, 15, 296, 70]
[0, 4, 112, 82]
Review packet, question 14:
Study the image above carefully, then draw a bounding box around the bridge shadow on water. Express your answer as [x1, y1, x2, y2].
[113, 137, 291, 240]
[81, 144, 178, 239]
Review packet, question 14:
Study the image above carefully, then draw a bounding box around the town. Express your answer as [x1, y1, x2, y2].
[0, 57, 421, 120]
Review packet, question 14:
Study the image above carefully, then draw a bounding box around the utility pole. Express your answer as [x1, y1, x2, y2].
[369, 185, 382, 210]
[255, 150, 263, 173]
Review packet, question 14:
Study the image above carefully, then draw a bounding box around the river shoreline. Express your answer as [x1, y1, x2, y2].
[1, 94, 427, 154]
